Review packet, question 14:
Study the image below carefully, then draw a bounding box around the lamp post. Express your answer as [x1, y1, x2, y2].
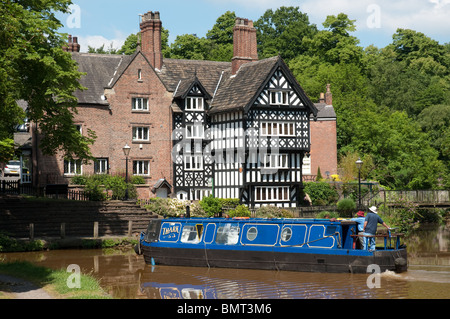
[123, 144, 131, 200]
[356, 157, 363, 209]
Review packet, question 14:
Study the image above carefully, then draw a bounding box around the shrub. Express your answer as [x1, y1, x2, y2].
[228, 204, 251, 218]
[303, 182, 339, 206]
[71, 175, 87, 185]
[104, 176, 136, 200]
[130, 175, 146, 184]
[337, 198, 356, 218]
[200, 195, 222, 217]
[84, 178, 107, 201]
[255, 205, 294, 218]
[316, 211, 339, 219]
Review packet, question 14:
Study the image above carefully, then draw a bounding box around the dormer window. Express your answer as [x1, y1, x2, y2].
[185, 97, 204, 111]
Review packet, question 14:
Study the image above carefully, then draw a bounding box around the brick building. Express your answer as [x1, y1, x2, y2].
[23, 11, 337, 205]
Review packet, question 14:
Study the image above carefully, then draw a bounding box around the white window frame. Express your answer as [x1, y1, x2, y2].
[262, 153, 289, 169]
[255, 186, 290, 202]
[132, 126, 150, 142]
[261, 122, 295, 137]
[185, 123, 204, 139]
[270, 91, 289, 105]
[133, 160, 150, 176]
[132, 97, 149, 111]
[94, 158, 109, 174]
[64, 159, 82, 176]
[184, 155, 203, 171]
[185, 97, 204, 111]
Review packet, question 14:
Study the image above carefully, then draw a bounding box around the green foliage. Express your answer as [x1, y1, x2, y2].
[0, 0, 96, 162]
[316, 211, 339, 219]
[69, 174, 136, 200]
[255, 205, 294, 218]
[227, 204, 251, 218]
[200, 195, 222, 217]
[84, 177, 107, 201]
[336, 198, 356, 218]
[388, 197, 422, 235]
[303, 182, 339, 206]
[0, 232, 44, 252]
[104, 175, 136, 200]
[130, 175, 146, 184]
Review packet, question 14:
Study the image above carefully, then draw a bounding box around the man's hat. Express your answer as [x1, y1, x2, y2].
[369, 206, 378, 214]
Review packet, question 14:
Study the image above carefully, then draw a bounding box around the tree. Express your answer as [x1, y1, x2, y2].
[0, 0, 95, 162]
[254, 6, 317, 61]
[117, 28, 170, 56]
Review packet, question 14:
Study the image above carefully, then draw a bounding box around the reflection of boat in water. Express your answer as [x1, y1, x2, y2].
[136, 217, 407, 274]
[141, 282, 216, 299]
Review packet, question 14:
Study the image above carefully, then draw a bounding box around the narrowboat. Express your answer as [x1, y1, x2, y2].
[135, 217, 407, 274]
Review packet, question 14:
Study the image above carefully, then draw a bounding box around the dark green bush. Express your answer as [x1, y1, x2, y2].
[303, 182, 339, 206]
[337, 198, 356, 218]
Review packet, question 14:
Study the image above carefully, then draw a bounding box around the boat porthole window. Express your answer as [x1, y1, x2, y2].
[281, 227, 292, 242]
[247, 227, 258, 241]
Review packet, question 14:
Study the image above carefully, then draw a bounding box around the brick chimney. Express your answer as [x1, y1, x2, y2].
[63, 35, 80, 52]
[140, 11, 163, 71]
[232, 18, 258, 75]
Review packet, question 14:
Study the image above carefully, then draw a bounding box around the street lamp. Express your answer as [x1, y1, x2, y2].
[356, 157, 363, 209]
[123, 144, 131, 200]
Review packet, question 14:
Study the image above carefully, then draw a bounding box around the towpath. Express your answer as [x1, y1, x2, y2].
[0, 274, 53, 299]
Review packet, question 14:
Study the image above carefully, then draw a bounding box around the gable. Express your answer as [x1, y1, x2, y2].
[255, 67, 305, 107]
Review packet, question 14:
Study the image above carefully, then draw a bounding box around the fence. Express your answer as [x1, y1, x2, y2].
[0, 179, 89, 201]
[366, 189, 450, 207]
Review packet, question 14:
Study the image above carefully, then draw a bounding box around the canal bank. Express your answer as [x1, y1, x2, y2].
[0, 196, 160, 240]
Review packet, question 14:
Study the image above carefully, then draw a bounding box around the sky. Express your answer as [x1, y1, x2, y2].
[56, 0, 450, 53]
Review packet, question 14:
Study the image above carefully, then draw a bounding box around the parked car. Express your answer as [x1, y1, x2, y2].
[4, 160, 21, 176]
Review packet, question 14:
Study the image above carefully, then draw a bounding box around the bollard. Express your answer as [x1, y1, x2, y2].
[29, 223, 34, 240]
[61, 223, 66, 239]
[93, 221, 99, 238]
[128, 220, 133, 237]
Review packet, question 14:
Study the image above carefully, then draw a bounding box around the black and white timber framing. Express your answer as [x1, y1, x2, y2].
[171, 56, 318, 207]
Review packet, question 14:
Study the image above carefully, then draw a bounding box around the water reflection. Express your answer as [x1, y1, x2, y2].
[1, 226, 449, 299]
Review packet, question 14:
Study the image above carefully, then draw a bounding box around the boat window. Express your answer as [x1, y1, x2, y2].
[181, 225, 200, 244]
[281, 227, 292, 242]
[246, 227, 258, 241]
[215, 224, 240, 245]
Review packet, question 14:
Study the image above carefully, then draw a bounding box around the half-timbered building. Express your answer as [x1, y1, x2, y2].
[25, 11, 337, 206]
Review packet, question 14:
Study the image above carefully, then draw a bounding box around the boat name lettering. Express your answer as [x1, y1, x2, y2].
[162, 225, 180, 235]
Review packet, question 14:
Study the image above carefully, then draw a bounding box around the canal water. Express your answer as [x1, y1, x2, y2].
[1, 226, 449, 299]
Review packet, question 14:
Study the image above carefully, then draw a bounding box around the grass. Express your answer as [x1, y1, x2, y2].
[0, 261, 111, 299]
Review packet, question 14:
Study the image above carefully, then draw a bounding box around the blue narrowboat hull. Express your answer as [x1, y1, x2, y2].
[137, 218, 407, 274]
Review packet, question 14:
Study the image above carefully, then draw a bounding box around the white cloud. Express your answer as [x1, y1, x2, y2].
[78, 34, 126, 53]
[299, 0, 450, 43]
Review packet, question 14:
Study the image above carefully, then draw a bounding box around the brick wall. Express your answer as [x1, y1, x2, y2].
[33, 52, 174, 198]
[310, 119, 338, 178]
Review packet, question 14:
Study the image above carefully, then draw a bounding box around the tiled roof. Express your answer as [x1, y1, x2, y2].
[159, 58, 230, 95]
[210, 56, 280, 114]
[71, 52, 327, 119]
[71, 52, 132, 105]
